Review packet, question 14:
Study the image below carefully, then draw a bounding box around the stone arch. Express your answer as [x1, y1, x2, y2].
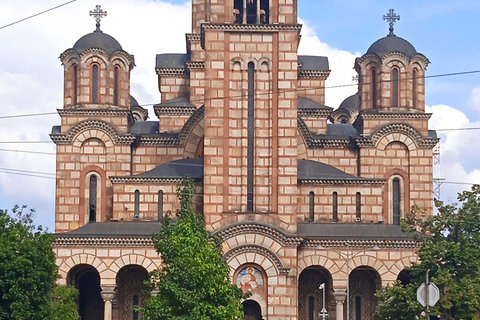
[258, 57, 271, 71]
[116, 264, 149, 320]
[57, 253, 108, 280]
[80, 165, 107, 224]
[225, 244, 290, 276]
[298, 266, 334, 320]
[110, 255, 159, 275]
[80, 49, 109, 66]
[183, 117, 204, 158]
[226, 251, 279, 278]
[372, 123, 422, 151]
[230, 56, 246, 70]
[67, 264, 104, 320]
[297, 135, 308, 159]
[297, 253, 340, 280]
[381, 52, 411, 66]
[68, 120, 120, 151]
[234, 264, 268, 319]
[385, 58, 407, 72]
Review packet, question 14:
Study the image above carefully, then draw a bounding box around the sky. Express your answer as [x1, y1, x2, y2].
[0, 0, 479, 230]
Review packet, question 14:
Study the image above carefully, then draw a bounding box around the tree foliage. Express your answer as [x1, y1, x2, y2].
[375, 185, 480, 320]
[0, 205, 59, 320]
[141, 176, 246, 320]
[51, 286, 80, 320]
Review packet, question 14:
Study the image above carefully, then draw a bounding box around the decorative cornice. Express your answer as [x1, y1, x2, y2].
[201, 23, 302, 32]
[186, 33, 201, 43]
[110, 177, 184, 184]
[361, 112, 432, 120]
[298, 109, 331, 118]
[213, 222, 303, 247]
[54, 237, 153, 247]
[186, 61, 205, 71]
[137, 135, 182, 146]
[58, 109, 130, 117]
[298, 70, 331, 79]
[155, 68, 187, 77]
[299, 178, 385, 185]
[301, 239, 418, 250]
[224, 245, 290, 275]
[154, 106, 196, 116]
[298, 117, 353, 149]
[50, 119, 135, 145]
[179, 105, 205, 143]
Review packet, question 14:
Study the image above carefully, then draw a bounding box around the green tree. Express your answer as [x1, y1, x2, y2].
[141, 176, 246, 320]
[52, 286, 80, 320]
[0, 205, 59, 320]
[375, 185, 480, 320]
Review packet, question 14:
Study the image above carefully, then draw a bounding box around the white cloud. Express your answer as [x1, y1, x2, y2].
[468, 87, 480, 117]
[298, 18, 359, 109]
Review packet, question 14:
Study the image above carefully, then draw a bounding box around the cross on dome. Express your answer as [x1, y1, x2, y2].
[90, 5, 107, 30]
[383, 9, 400, 36]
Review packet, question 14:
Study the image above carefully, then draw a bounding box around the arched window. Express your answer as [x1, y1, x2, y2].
[234, 0, 269, 24]
[412, 69, 417, 109]
[247, 62, 255, 212]
[92, 64, 99, 104]
[73, 65, 78, 105]
[158, 190, 164, 222]
[309, 192, 314, 222]
[134, 190, 140, 220]
[89, 175, 97, 223]
[356, 192, 361, 221]
[371, 69, 377, 108]
[393, 178, 401, 225]
[333, 192, 338, 222]
[114, 66, 119, 106]
[392, 68, 399, 107]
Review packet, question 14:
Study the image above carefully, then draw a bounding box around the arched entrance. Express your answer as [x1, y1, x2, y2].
[243, 300, 262, 320]
[67, 264, 103, 320]
[349, 267, 381, 320]
[116, 265, 149, 320]
[298, 267, 333, 320]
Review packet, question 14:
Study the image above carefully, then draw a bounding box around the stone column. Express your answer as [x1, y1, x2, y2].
[333, 288, 347, 320]
[101, 286, 116, 320]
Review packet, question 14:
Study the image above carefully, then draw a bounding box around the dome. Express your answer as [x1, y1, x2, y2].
[366, 34, 417, 58]
[338, 92, 360, 112]
[73, 28, 122, 55]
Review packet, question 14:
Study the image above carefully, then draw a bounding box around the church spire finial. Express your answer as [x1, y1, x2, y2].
[89, 5, 107, 31]
[383, 9, 400, 36]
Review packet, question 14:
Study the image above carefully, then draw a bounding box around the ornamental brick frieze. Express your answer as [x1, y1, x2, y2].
[54, 237, 154, 247]
[355, 122, 439, 148]
[201, 23, 302, 32]
[185, 33, 201, 43]
[185, 61, 205, 71]
[301, 239, 417, 250]
[155, 68, 187, 77]
[299, 178, 385, 185]
[136, 135, 182, 146]
[57, 109, 131, 117]
[212, 222, 303, 247]
[154, 106, 197, 117]
[297, 109, 331, 118]
[50, 119, 135, 145]
[224, 244, 291, 275]
[298, 70, 331, 79]
[297, 117, 353, 149]
[78, 47, 135, 66]
[361, 111, 432, 120]
[110, 177, 184, 184]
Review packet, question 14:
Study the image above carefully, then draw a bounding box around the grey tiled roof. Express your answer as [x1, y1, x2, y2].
[326, 123, 358, 137]
[56, 221, 161, 238]
[298, 159, 362, 181]
[297, 223, 412, 240]
[134, 158, 203, 180]
[366, 35, 417, 58]
[298, 55, 329, 71]
[297, 97, 331, 110]
[155, 95, 195, 108]
[338, 92, 360, 112]
[73, 29, 123, 55]
[156, 53, 190, 69]
[130, 121, 159, 134]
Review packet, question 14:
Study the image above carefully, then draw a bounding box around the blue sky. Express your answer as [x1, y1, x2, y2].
[0, 0, 479, 229]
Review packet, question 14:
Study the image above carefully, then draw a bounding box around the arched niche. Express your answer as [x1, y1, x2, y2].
[67, 264, 104, 320]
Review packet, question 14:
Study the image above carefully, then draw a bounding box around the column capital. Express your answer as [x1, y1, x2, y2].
[101, 286, 116, 301]
[333, 288, 347, 303]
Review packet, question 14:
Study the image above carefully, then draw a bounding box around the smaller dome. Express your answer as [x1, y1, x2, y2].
[366, 34, 417, 58]
[73, 28, 122, 55]
[130, 95, 140, 108]
[338, 92, 360, 112]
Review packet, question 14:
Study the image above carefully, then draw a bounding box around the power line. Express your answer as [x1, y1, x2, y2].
[0, 167, 55, 176]
[0, 170, 56, 180]
[0, 148, 55, 156]
[0, 141, 52, 144]
[0, 112, 57, 120]
[0, 0, 78, 30]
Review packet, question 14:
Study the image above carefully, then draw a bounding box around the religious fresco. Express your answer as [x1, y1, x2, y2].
[236, 266, 264, 293]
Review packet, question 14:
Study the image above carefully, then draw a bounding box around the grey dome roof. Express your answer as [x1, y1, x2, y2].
[73, 29, 122, 55]
[367, 35, 417, 58]
[130, 95, 139, 108]
[339, 93, 360, 112]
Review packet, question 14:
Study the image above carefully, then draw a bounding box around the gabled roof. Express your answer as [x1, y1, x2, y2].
[298, 55, 329, 71]
[134, 158, 203, 180]
[298, 159, 361, 181]
[156, 53, 189, 69]
[56, 221, 161, 238]
[155, 95, 195, 108]
[297, 97, 331, 111]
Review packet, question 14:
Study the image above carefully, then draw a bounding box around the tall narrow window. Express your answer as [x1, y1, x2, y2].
[356, 192, 361, 221]
[114, 66, 119, 106]
[372, 69, 377, 108]
[333, 192, 338, 222]
[246, 0, 258, 24]
[247, 62, 255, 212]
[412, 69, 417, 109]
[89, 175, 97, 223]
[393, 178, 401, 225]
[92, 64, 99, 104]
[309, 192, 314, 222]
[308, 296, 315, 320]
[73, 65, 78, 105]
[355, 296, 362, 320]
[133, 295, 139, 320]
[235, 0, 268, 24]
[234, 0, 243, 23]
[158, 190, 164, 222]
[134, 190, 140, 219]
[260, 0, 269, 24]
[392, 68, 399, 107]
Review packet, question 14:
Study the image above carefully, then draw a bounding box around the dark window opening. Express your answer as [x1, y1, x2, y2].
[234, 0, 269, 24]
[89, 175, 97, 223]
[355, 296, 362, 320]
[372, 69, 377, 108]
[158, 190, 164, 222]
[393, 178, 401, 225]
[309, 192, 314, 222]
[308, 296, 315, 320]
[134, 190, 140, 219]
[333, 192, 338, 222]
[413, 69, 417, 109]
[247, 62, 255, 212]
[356, 192, 361, 221]
[246, 0, 258, 24]
[392, 68, 399, 107]
[92, 65, 98, 104]
[73, 65, 78, 105]
[133, 295, 139, 320]
[243, 300, 262, 320]
[114, 66, 119, 106]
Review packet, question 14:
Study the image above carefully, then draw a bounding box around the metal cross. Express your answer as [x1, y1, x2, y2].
[90, 5, 107, 29]
[383, 9, 400, 35]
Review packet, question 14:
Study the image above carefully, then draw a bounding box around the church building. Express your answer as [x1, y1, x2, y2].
[51, 2, 437, 320]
